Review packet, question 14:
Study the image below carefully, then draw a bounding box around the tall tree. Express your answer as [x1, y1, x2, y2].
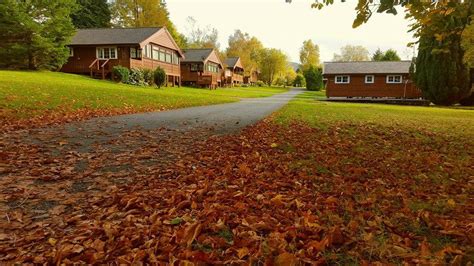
[333, 45, 369, 62]
[184, 17, 219, 50]
[462, 19, 474, 67]
[258, 48, 288, 85]
[299, 39, 320, 71]
[372, 48, 401, 61]
[0, 0, 77, 70]
[226, 30, 264, 76]
[111, 0, 186, 47]
[303, 65, 323, 91]
[71, 0, 111, 28]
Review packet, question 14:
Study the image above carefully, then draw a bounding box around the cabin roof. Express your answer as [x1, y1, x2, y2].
[225, 57, 240, 68]
[323, 61, 412, 75]
[70, 27, 162, 45]
[181, 49, 214, 63]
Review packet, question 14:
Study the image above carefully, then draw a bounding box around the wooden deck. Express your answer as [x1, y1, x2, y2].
[325, 97, 430, 106]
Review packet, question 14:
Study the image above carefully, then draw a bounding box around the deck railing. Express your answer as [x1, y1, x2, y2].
[89, 59, 110, 79]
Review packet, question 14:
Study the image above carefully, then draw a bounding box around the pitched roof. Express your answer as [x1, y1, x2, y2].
[225, 57, 240, 68]
[181, 49, 214, 63]
[70, 27, 162, 45]
[323, 61, 412, 75]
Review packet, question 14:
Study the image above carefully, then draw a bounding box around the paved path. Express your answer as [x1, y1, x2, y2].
[27, 88, 304, 150]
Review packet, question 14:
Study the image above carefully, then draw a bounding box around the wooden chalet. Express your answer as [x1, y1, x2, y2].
[61, 27, 184, 86]
[323, 61, 422, 99]
[223, 57, 244, 86]
[244, 70, 259, 85]
[180, 49, 223, 89]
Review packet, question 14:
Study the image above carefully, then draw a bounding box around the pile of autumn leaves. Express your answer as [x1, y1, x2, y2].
[1, 120, 473, 264]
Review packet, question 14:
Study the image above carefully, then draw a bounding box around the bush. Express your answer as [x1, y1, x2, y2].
[154, 67, 166, 88]
[256, 80, 265, 87]
[293, 74, 306, 87]
[128, 68, 145, 86]
[112, 66, 129, 83]
[142, 68, 154, 86]
[303, 65, 323, 91]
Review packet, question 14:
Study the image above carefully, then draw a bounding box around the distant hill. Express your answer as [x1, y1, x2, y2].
[289, 62, 301, 72]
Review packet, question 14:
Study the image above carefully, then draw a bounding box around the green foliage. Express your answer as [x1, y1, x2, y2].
[303, 66, 323, 91]
[112, 66, 130, 83]
[462, 19, 474, 67]
[372, 48, 401, 61]
[414, 16, 471, 105]
[0, 0, 77, 70]
[225, 29, 264, 76]
[111, 0, 186, 47]
[142, 68, 154, 86]
[259, 48, 288, 85]
[71, 0, 111, 28]
[299, 39, 320, 71]
[153, 67, 166, 88]
[293, 74, 306, 87]
[333, 45, 370, 62]
[256, 81, 265, 87]
[128, 68, 146, 86]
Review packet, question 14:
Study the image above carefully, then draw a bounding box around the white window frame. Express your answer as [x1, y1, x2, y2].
[335, 75, 350, 84]
[96, 47, 117, 59]
[365, 75, 374, 84]
[69, 47, 74, 57]
[386, 75, 402, 84]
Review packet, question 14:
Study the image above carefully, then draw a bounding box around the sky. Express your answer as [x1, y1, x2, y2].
[167, 0, 417, 64]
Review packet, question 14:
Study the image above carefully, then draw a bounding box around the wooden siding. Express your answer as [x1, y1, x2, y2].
[325, 74, 422, 98]
[181, 63, 221, 87]
[61, 46, 131, 74]
[130, 58, 180, 76]
[140, 29, 183, 56]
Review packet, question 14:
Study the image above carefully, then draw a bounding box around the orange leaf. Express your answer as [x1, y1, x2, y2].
[274, 252, 298, 266]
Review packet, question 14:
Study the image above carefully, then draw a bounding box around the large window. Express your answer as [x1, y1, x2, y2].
[335, 75, 350, 84]
[386, 75, 402, 84]
[152, 48, 159, 60]
[130, 47, 142, 59]
[191, 63, 199, 71]
[365, 75, 374, 84]
[96, 47, 117, 59]
[206, 62, 219, 73]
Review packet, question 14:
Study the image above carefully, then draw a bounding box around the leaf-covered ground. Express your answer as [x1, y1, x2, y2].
[0, 71, 287, 131]
[1, 92, 473, 264]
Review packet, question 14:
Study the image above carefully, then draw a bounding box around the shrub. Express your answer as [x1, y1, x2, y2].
[128, 68, 145, 86]
[154, 67, 166, 88]
[142, 68, 154, 86]
[256, 80, 265, 87]
[303, 65, 323, 91]
[293, 74, 306, 87]
[112, 66, 129, 83]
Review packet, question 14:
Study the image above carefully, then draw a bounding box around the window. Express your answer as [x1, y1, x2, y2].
[144, 45, 152, 58]
[206, 62, 219, 73]
[152, 48, 159, 60]
[365, 75, 374, 84]
[69, 47, 74, 57]
[130, 47, 142, 59]
[191, 63, 199, 71]
[386, 75, 402, 84]
[96, 47, 117, 59]
[159, 50, 166, 62]
[165, 52, 172, 63]
[335, 75, 350, 84]
[172, 53, 179, 65]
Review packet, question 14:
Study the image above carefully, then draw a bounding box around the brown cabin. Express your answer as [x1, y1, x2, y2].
[61, 27, 184, 86]
[223, 57, 244, 86]
[244, 70, 259, 85]
[323, 61, 422, 99]
[180, 49, 223, 89]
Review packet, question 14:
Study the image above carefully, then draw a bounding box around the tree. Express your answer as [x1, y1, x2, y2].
[111, 0, 186, 47]
[258, 48, 288, 85]
[72, 0, 111, 28]
[303, 65, 323, 91]
[299, 40, 320, 71]
[293, 74, 306, 88]
[462, 19, 474, 67]
[184, 17, 219, 49]
[333, 45, 369, 62]
[372, 48, 401, 61]
[153, 67, 166, 88]
[226, 30, 264, 76]
[0, 0, 77, 70]
[284, 65, 297, 87]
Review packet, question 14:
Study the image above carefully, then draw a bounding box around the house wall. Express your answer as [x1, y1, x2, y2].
[61, 45, 131, 74]
[325, 73, 422, 98]
[181, 62, 222, 87]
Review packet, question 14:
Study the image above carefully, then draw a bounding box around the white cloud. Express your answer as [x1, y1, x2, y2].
[167, 0, 416, 62]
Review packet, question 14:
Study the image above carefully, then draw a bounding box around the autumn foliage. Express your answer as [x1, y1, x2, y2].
[1, 117, 472, 264]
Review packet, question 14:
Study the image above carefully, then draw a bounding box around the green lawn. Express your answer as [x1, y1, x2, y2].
[275, 91, 474, 138]
[0, 71, 287, 121]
